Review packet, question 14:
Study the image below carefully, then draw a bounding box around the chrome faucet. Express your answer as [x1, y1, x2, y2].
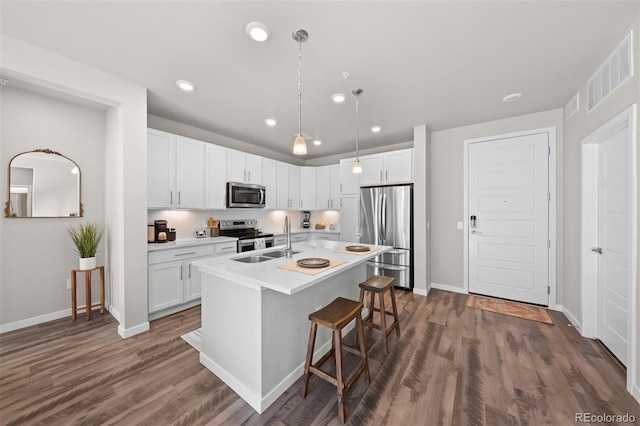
[283, 216, 293, 258]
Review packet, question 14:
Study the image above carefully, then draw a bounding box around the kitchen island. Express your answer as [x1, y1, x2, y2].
[193, 241, 391, 413]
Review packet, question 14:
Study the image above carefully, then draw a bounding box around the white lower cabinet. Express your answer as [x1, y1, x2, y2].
[148, 241, 236, 317]
[148, 260, 183, 313]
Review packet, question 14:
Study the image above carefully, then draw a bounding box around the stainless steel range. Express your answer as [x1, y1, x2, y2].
[219, 219, 274, 252]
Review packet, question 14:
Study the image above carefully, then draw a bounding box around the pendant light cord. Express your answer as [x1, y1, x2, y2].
[355, 92, 360, 160]
[297, 41, 302, 137]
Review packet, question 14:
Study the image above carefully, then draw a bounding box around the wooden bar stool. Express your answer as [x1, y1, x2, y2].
[359, 275, 400, 355]
[71, 266, 105, 321]
[302, 297, 370, 423]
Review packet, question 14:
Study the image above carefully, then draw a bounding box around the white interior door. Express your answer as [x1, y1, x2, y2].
[468, 133, 549, 306]
[596, 127, 629, 365]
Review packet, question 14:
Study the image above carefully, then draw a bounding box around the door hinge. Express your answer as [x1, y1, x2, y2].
[548, 193, 551, 202]
[548, 240, 551, 248]
[548, 146, 551, 155]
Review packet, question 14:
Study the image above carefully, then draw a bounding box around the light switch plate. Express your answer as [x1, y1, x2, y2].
[457, 221, 463, 230]
[195, 229, 207, 238]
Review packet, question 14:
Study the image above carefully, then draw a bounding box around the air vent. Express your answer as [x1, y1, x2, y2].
[588, 30, 634, 112]
[565, 92, 579, 120]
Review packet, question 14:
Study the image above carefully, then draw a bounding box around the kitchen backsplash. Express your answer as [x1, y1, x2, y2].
[147, 209, 341, 240]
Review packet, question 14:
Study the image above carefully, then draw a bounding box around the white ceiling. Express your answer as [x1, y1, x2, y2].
[1, 1, 638, 160]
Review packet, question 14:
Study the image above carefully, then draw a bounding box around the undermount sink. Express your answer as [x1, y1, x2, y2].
[232, 255, 273, 263]
[262, 250, 302, 258]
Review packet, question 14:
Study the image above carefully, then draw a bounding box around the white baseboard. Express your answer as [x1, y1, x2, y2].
[0, 308, 71, 334]
[117, 321, 149, 339]
[633, 383, 640, 404]
[108, 304, 121, 322]
[430, 282, 467, 295]
[200, 352, 263, 413]
[560, 305, 582, 332]
[413, 287, 429, 297]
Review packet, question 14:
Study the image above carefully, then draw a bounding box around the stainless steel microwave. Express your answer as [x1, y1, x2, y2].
[226, 182, 266, 208]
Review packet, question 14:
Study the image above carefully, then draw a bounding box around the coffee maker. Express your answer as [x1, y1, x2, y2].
[154, 219, 168, 242]
[302, 211, 310, 228]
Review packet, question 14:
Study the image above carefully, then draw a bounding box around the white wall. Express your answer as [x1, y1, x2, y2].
[413, 125, 430, 295]
[1, 35, 148, 337]
[0, 85, 105, 327]
[429, 109, 564, 295]
[562, 21, 639, 396]
[147, 209, 341, 240]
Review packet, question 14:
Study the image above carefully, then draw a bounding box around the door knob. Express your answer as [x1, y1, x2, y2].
[591, 247, 603, 254]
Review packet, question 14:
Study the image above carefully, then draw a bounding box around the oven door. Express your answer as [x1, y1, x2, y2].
[227, 182, 266, 208]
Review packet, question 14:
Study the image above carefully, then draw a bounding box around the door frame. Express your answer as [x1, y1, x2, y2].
[463, 127, 558, 308]
[580, 104, 637, 394]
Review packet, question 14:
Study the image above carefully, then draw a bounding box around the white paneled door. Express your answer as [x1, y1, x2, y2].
[468, 133, 549, 306]
[596, 126, 629, 365]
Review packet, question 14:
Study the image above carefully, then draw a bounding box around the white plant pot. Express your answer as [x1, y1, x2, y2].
[79, 257, 96, 270]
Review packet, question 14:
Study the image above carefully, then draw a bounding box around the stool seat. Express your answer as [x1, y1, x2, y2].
[309, 297, 363, 330]
[359, 275, 394, 292]
[359, 275, 400, 355]
[303, 297, 370, 423]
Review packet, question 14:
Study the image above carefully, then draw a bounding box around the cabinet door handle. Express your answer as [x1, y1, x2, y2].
[188, 264, 192, 278]
[180, 265, 183, 280]
[178, 191, 181, 205]
[328, 200, 331, 208]
[170, 190, 173, 205]
[386, 170, 388, 181]
[380, 171, 383, 181]
[174, 251, 197, 257]
[248, 171, 251, 182]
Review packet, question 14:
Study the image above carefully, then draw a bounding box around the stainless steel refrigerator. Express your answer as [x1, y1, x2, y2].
[360, 184, 413, 289]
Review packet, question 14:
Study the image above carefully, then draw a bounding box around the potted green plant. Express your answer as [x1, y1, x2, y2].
[68, 223, 104, 270]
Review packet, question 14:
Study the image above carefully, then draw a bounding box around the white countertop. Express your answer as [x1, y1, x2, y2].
[193, 241, 390, 295]
[148, 236, 238, 252]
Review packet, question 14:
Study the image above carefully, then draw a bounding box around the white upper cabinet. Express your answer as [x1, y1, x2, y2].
[175, 136, 205, 209]
[299, 166, 317, 210]
[317, 164, 340, 209]
[340, 157, 361, 195]
[205, 143, 227, 209]
[148, 129, 176, 208]
[276, 162, 300, 209]
[359, 148, 413, 186]
[227, 149, 263, 185]
[262, 158, 277, 209]
[147, 130, 205, 209]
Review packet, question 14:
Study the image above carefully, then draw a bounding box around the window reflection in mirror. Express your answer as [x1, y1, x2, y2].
[5, 149, 82, 218]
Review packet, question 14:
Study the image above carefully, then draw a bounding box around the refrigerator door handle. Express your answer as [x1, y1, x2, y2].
[381, 193, 387, 244]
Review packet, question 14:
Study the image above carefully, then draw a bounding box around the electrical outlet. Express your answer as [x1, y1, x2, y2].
[66, 279, 71, 290]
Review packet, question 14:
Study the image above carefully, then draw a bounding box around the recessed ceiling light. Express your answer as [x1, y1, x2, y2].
[331, 93, 346, 103]
[265, 118, 277, 126]
[246, 22, 271, 42]
[371, 126, 381, 133]
[502, 92, 522, 103]
[176, 80, 196, 92]
[313, 139, 322, 146]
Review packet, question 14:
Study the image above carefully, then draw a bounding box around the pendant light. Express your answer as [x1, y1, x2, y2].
[292, 29, 309, 155]
[352, 89, 363, 173]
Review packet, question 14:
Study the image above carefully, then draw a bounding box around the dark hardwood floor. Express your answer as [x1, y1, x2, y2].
[1, 289, 638, 425]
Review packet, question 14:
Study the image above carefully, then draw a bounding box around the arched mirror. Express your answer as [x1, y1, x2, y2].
[5, 149, 83, 218]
